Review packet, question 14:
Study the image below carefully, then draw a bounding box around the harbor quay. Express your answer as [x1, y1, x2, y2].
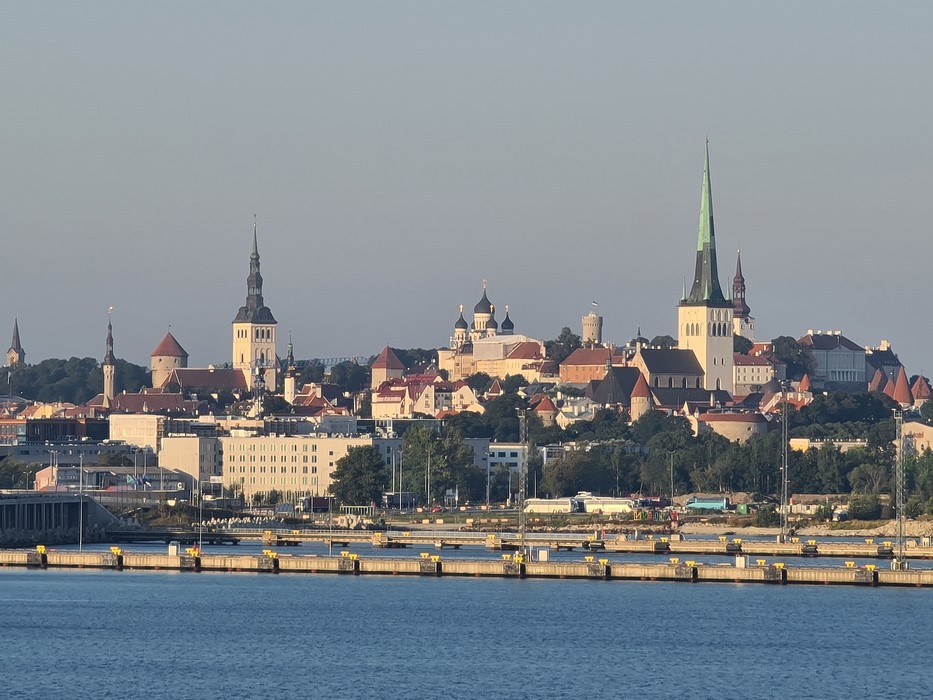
[3, 547, 933, 588]
[106, 527, 933, 561]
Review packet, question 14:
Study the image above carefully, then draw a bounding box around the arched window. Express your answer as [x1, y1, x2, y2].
[668, 377, 673, 388]
[682, 378, 687, 388]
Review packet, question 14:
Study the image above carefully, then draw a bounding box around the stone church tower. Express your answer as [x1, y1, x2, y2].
[732, 251, 755, 341]
[232, 223, 277, 392]
[677, 144, 734, 394]
[102, 310, 116, 407]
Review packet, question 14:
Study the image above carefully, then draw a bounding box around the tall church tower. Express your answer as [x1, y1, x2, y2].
[232, 222, 277, 391]
[731, 250, 755, 341]
[283, 335, 298, 404]
[102, 309, 116, 407]
[677, 144, 734, 394]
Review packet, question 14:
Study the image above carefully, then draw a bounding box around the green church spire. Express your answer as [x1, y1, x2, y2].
[684, 142, 728, 306]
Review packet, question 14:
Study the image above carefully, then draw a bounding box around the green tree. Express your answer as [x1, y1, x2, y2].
[465, 372, 493, 395]
[328, 362, 368, 393]
[771, 335, 816, 380]
[545, 327, 582, 364]
[401, 424, 481, 503]
[330, 446, 389, 506]
[501, 374, 529, 394]
[542, 451, 606, 497]
[848, 494, 882, 520]
[649, 335, 676, 349]
[733, 334, 753, 355]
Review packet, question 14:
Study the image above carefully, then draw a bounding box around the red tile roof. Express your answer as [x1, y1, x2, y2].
[151, 332, 188, 358]
[165, 368, 248, 391]
[371, 346, 405, 371]
[560, 347, 616, 366]
[507, 342, 544, 361]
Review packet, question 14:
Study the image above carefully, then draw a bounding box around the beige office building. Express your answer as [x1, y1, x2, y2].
[221, 434, 372, 503]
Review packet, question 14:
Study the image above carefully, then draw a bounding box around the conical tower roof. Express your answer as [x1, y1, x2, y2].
[683, 143, 728, 307]
[798, 373, 812, 392]
[9, 318, 23, 354]
[371, 346, 405, 371]
[911, 375, 931, 401]
[631, 372, 652, 400]
[151, 331, 188, 358]
[892, 366, 914, 405]
[868, 368, 888, 393]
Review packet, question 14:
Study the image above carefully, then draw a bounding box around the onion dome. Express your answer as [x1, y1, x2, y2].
[501, 306, 514, 332]
[454, 304, 468, 330]
[474, 287, 493, 314]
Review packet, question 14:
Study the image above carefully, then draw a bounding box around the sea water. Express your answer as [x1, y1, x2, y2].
[1, 567, 931, 699]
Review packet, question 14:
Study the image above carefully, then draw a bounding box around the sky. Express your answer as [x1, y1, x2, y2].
[2, 2, 932, 373]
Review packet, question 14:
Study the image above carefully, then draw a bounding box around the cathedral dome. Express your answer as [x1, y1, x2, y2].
[474, 288, 492, 314]
[501, 309, 514, 332]
[454, 308, 469, 330]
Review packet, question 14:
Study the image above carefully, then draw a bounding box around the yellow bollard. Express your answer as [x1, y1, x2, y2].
[584, 555, 594, 562]
[756, 559, 766, 566]
[431, 555, 440, 563]
[36, 545, 46, 555]
[598, 559, 609, 566]
[420, 552, 430, 559]
[669, 557, 680, 564]
[845, 561, 855, 568]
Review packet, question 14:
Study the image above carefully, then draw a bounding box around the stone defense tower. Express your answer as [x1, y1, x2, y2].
[6, 318, 24, 367]
[582, 310, 603, 347]
[677, 144, 734, 394]
[150, 331, 189, 389]
[731, 250, 755, 341]
[102, 310, 116, 407]
[232, 223, 277, 392]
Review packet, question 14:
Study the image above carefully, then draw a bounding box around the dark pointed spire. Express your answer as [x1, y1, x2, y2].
[732, 249, 750, 318]
[234, 220, 277, 324]
[103, 307, 115, 366]
[683, 143, 728, 307]
[9, 318, 22, 354]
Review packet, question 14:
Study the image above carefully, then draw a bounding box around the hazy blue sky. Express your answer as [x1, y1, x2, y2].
[2, 2, 931, 374]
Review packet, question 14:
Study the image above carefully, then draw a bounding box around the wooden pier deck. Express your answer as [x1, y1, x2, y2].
[2, 548, 932, 588]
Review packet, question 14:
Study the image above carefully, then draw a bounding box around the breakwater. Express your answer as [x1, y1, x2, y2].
[3, 548, 933, 587]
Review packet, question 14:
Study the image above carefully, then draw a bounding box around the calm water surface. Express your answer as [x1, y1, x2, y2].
[1, 567, 931, 699]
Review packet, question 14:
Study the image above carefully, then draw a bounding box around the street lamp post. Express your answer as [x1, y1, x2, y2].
[780, 381, 790, 543]
[668, 450, 675, 504]
[78, 454, 84, 552]
[485, 450, 491, 512]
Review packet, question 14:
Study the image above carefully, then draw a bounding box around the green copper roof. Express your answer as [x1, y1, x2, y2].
[684, 143, 728, 306]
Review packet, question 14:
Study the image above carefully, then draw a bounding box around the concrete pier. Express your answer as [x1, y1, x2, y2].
[5, 547, 933, 588]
